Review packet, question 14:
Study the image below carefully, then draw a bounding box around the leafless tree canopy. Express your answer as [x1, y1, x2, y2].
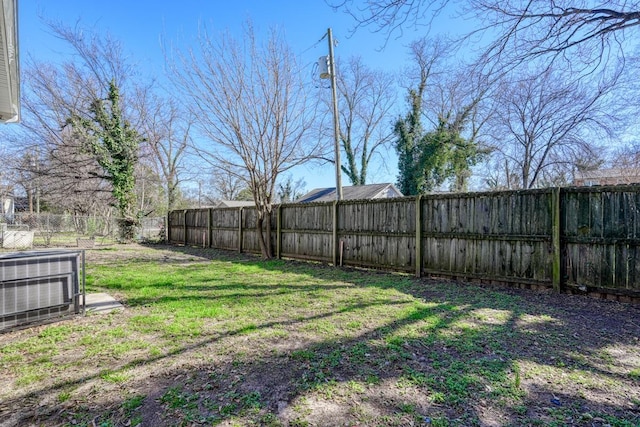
[135, 91, 192, 214]
[208, 169, 247, 201]
[475, 1, 640, 79]
[408, 38, 490, 142]
[331, 1, 640, 75]
[333, 0, 637, 188]
[486, 67, 616, 189]
[322, 56, 396, 185]
[22, 62, 114, 214]
[170, 23, 320, 258]
[15, 22, 193, 219]
[328, 0, 451, 43]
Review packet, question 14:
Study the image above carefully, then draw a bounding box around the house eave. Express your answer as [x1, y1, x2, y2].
[0, 0, 19, 124]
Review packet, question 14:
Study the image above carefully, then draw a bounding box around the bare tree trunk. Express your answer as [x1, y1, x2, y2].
[256, 211, 273, 259]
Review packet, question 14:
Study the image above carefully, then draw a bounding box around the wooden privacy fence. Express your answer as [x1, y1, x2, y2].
[169, 185, 640, 302]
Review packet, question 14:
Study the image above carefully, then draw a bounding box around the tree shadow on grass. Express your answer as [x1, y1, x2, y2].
[2, 245, 639, 426]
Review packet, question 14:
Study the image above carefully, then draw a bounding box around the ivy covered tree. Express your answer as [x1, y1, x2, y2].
[415, 116, 481, 193]
[68, 80, 143, 240]
[394, 81, 426, 196]
[395, 38, 487, 195]
[396, 113, 480, 194]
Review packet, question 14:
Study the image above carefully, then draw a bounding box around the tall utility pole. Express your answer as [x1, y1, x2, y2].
[327, 28, 343, 201]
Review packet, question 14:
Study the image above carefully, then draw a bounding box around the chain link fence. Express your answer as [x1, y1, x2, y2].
[0, 213, 166, 249]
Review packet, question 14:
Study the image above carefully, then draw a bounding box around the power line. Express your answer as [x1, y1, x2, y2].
[298, 32, 328, 56]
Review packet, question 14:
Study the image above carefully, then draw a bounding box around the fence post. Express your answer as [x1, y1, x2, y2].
[552, 188, 562, 292]
[166, 213, 170, 243]
[183, 209, 188, 246]
[238, 207, 243, 253]
[207, 208, 212, 248]
[415, 195, 423, 278]
[276, 204, 282, 259]
[332, 200, 339, 266]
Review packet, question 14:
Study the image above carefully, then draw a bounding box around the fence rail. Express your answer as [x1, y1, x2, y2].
[169, 185, 640, 303]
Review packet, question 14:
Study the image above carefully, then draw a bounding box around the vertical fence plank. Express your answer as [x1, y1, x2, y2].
[166, 213, 170, 243]
[415, 195, 422, 278]
[332, 201, 338, 266]
[238, 207, 243, 253]
[207, 208, 212, 248]
[277, 204, 282, 259]
[552, 187, 562, 292]
[183, 209, 187, 246]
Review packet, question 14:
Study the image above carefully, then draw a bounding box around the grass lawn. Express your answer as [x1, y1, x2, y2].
[1, 244, 639, 426]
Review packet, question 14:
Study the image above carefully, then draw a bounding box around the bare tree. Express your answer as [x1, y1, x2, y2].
[323, 56, 396, 185]
[21, 60, 108, 213]
[20, 22, 145, 226]
[604, 141, 640, 183]
[208, 169, 246, 201]
[474, 1, 640, 77]
[612, 142, 640, 170]
[38, 129, 113, 216]
[486, 67, 616, 189]
[334, 1, 636, 191]
[135, 91, 192, 215]
[170, 23, 321, 258]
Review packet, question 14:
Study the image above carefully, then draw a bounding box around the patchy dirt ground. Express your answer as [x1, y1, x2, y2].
[1, 244, 639, 427]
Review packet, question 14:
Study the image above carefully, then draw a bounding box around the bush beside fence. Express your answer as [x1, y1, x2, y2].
[168, 185, 640, 303]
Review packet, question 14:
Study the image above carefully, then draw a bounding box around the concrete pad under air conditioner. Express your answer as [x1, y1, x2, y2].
[84, 293, 124, 314]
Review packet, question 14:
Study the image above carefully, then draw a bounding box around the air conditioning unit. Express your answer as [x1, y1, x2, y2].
[0, 0, 19, 123]
[0, 250, 84, 331]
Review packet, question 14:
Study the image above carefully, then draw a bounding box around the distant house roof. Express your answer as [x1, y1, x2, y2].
[297, 183, 403, 203]
[574, 168, 640, 186]
[214, 200, 255, 208]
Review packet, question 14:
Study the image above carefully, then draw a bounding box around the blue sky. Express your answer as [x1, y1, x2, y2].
[18, 1, 467, 194]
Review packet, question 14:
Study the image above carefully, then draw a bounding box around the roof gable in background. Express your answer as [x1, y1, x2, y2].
[297, 183, 403, 203]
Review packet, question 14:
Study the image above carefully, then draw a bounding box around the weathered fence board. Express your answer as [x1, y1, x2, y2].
[168, 210, 185, 244]
[280, 203, 333, 261]
[421, 191, 553, 285]
[185, 209, 209, 247]
[563, 187, 640, 294]
[210, 208, 239, 251]
[171, 185, 640, 301]
[339, 198, 416, 271]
